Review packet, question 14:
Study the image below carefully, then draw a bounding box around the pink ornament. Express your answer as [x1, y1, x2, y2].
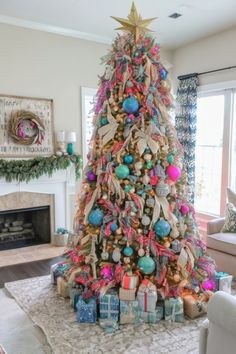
[100, 265, 114, 281]
[202, 278, 216, 291]
[150, 176, 158, 186]
[166, 165, 181, 182]
[180, 204, 190, 215]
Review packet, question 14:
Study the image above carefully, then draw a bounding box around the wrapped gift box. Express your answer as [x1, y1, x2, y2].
[122, 272, 139, 290]
[119, 288, 136, 301]
[164, 297, 184, 322]
[69, 285, 83, 310]
[137, 280, 157, 313]
[183, 295, 207, 319]
[137, 311, 149, 323]
[99, 292, 119, 321]
[76, 296, 97, 323]
[120, 300, 139, 324]
[215, 272, 233, 294]
[50, 262, 70, 285]
[57, 276, 70, 298]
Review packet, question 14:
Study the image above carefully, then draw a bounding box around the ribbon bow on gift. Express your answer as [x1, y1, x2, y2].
[135, 124, 160, 156]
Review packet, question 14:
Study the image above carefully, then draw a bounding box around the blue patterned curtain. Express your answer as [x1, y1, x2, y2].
[175, 76, 198, 205]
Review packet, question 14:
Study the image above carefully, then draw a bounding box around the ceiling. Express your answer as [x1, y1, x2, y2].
[0, 0, 236, 49]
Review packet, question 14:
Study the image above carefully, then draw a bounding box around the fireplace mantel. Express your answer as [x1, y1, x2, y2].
[0, 167, 77, 232]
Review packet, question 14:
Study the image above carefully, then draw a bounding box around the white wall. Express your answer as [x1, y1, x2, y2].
[0, 23, 172, 154]
[172, 26, 236, 91]
[0, 23, 109, 153]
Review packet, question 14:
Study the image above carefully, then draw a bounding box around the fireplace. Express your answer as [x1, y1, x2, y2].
[0, 191, 55, 251]
[0, 206, 51, 250]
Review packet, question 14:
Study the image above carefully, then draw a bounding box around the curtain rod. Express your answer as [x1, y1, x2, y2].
[177, 65, 236, 81]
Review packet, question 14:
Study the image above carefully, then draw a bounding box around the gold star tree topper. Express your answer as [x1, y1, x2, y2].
[111, 2, 157, 40]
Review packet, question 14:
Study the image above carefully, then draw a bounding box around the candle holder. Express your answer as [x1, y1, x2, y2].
[56, 130, 66, 155]
[66, 132, 76, 155]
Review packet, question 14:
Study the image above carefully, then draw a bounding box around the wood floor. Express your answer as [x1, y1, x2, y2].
[0, 256, 63, 288]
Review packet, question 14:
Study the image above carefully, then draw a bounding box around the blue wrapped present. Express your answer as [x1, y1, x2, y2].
[164, 297, 184, 322]
[149, 302, 164, 323]
[120, 300, 139, 324]
[50, 262, 70, 284]
[215, 272, 233, 294]
[69, 285, 83, 310]
[76, 297, 97, 323]
[99, 292, 119, 321]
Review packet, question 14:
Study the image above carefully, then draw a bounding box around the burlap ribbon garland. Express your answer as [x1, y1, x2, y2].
[98, 103, 119, 146]
[135, 124, 160, 156]
[150, 195, 178, 229]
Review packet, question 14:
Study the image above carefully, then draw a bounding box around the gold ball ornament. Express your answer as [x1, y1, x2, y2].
[173, 274, 181, 283]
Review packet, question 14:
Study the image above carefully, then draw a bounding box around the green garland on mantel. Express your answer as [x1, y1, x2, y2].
[0, 154, 83, 183]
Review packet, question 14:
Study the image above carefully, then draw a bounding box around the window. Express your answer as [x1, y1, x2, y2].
[81, 87, 97, 166]
[195, 87, 236, 216]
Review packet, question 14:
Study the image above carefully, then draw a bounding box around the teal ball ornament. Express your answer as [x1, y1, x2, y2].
[100, 117, 108, 126]
[115, 164, 130, 179]
[138, 256, 156, 274]
[153, 219, 171, 238]
[122, 96, 139, 114]
[123, 246, 134, 257]
[123, 154, 133, 164]
[88, 209, 104, 226]
[167, 154, 174, 164]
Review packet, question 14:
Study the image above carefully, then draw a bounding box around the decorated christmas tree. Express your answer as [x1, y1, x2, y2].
[60, 4, 216, 321]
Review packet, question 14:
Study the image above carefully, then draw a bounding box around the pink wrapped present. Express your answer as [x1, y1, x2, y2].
[122, 272, 139, 290]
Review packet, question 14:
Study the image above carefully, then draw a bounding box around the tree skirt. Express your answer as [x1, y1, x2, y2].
[5, 276, 203, 354]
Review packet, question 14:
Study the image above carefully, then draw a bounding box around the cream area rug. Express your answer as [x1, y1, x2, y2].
[5, 276, 203, 354]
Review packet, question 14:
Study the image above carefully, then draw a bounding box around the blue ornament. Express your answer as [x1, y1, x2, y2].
[88, 209, 104, 226]
[153, 219, 170, 238]
[115, 164, 130, 179]
[110, 223, 118, 232]
[122, 96, 139, 114]
[160, 68, 168, 80]
[100, 117, 108, 126]
[138, 256, 156, 274]
[125, 117, 132, 124]
[123, 154, 133, 164]
[123, 246, 134, 257]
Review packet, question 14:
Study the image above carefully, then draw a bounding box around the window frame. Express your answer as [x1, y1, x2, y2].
[196, 81, 236, 218]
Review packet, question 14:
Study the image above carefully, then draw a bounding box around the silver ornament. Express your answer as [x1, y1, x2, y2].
[101, 251, 109, 260]
[143, 154, 152, 162]
[112, 247, 121, 262]
[146, 197, 155, 208]
[141, 215, 151, 226]
[138, 248, 145, 257]
[155, 180, 169, 197]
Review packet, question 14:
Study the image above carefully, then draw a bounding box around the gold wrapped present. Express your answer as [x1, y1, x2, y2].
[119, 288, 136, 301]
[57, 276, 69, 298]
[183, 295, 208, 319]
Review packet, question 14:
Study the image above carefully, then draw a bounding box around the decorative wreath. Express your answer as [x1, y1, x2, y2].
[8, 110, 45, 145]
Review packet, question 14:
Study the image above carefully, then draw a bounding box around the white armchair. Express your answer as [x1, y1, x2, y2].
[199, 291, 236, 354]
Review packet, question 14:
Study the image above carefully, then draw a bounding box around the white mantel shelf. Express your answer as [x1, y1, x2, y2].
[0, 168, 78, 231]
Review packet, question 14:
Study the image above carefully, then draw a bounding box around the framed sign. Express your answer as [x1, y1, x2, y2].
[81, 87, 97, 166]
[0, 94, 55, 157]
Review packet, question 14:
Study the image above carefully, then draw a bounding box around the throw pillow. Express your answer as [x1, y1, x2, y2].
[227, 187, 236, 207]
[221, 203, 236, 233]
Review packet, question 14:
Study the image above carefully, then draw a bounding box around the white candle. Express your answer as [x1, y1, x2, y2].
[56, 130, 65, 142]
[66, 131, 77, 142]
